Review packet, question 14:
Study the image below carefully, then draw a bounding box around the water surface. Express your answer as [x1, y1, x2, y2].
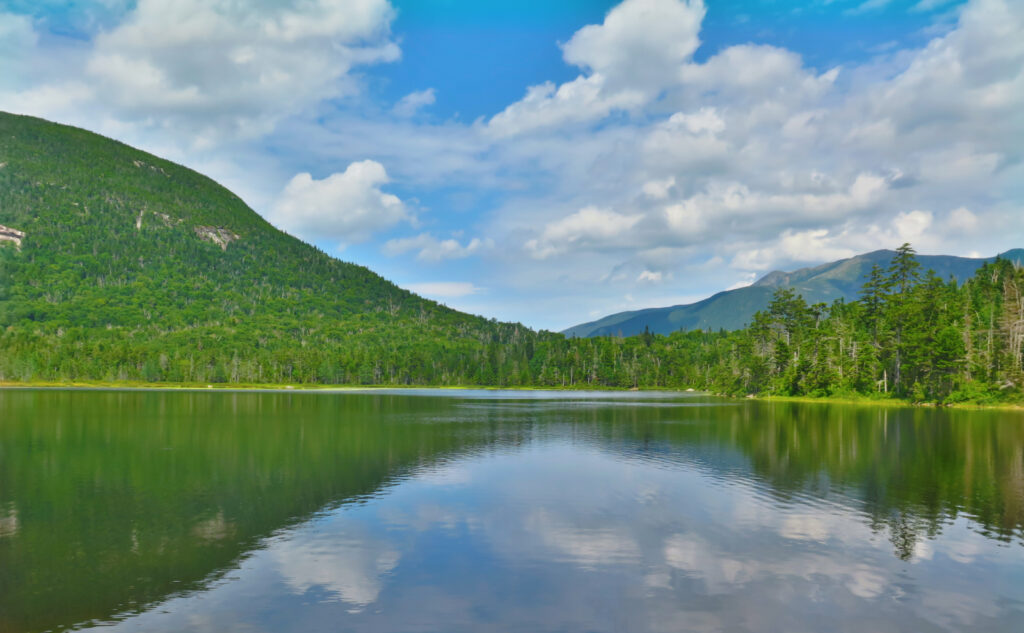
[1, 389, 1022, 632]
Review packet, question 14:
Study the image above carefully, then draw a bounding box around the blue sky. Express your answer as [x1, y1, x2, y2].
[2, 0, 1022, 331]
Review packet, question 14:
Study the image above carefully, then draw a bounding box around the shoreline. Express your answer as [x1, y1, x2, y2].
[0, 380, 689, 394]
[1, 381, 1021, 410]
[749, 393, 1024, 411]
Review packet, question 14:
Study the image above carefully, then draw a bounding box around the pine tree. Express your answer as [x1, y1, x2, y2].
[885, 243, 922, 393]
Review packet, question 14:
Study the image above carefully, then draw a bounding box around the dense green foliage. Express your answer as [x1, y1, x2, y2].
[0, 113, 718, 388]
[704, 244, 1024, 404]
[0, 113, 1021, 402]
[564, 247, 1024, 337]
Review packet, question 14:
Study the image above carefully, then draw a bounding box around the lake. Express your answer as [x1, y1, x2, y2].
[1, 388, 1022, 632]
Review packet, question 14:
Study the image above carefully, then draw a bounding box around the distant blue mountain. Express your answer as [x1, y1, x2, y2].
[563, 248, 1024, 337]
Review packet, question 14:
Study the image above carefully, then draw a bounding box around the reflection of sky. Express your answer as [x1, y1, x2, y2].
[90, 442, 1024, 633]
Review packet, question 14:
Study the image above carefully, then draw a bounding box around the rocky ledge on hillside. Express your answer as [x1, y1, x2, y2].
[0, 224, 25, 249]
[194, 226, 239, 251]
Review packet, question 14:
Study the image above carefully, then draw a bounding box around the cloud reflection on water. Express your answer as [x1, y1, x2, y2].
[73, 401, 1024, 633]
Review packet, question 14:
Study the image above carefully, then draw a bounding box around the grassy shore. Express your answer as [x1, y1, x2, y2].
[1, 380, 1020, 410]
[750, 393, 1024, 411]
[751, 394, 914, 408]
[0, 380, 686, 393]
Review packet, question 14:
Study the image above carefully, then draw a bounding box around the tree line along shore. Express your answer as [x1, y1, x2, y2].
[2, 244, 1021, 407]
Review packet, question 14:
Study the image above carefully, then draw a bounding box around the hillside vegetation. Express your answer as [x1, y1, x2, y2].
[0, 112, 703, 387]
[702, 245, 1024, 404]
[565, 248, 1024, 337]
[0, 112, 1021, 404]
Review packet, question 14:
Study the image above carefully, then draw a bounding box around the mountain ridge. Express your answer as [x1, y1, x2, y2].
[564, 248, 1024, 338]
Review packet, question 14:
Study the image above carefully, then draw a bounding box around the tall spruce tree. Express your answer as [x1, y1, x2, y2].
[885, 243, 922, 393]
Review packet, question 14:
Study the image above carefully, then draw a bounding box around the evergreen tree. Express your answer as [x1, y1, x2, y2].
[885, 243, 922, 393]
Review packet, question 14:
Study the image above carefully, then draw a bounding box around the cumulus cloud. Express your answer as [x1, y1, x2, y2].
[485, 74, 646, 138]
[890, 210, 934, 244]
[946, 207, 979, 233]
[730, 211, 938, 271]
[383, 232, 492, 261]
[678, 44, 839, 107]
[658, 173, 889, 237]
[270, 160, 409, 246]
[1, 0, 400, 145]
[562, 0, 704, 90]
[525, 206, 643, 259]
[485, 0, 705, 137]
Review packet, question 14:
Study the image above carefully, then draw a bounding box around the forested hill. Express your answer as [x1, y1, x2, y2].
[2, 112, 1021, 403]
[0, 111, 475, 327]
[564, 248, 1024, 337]
[0, 111, 540, 383]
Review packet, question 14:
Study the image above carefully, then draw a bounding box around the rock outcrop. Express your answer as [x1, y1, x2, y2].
[194, 226, 239, 251]
[0, 224, 25, 249]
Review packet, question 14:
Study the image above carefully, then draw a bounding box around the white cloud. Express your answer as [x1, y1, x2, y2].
[1, 0, 400, 145]
[663, 201, 705, 235]
[637, 270, 664, 283]
[917, 146, 1000, 184]
[393, 88, 436, 117]
[891, 210, 934, 243]
[677, 44, 839, 107]
[730, 210, 940, 271]
[270, 160, 409, 246]
[642, 176, 676, 200]
[485, 0, 705, 137]
[383, 232, 491, 261]
[946, 207, 978, 233]
[562, 0, 704, 90]
[666, 107, 725, 135]
[525, 206, 643, 259]
[642, 113, 730, 173]
[485, 74, 646, 138]
[660, 173, 888, 230]
[725, 273, 757, 291]
[777, 229, 857, 263]
[404, 282, 483, 299]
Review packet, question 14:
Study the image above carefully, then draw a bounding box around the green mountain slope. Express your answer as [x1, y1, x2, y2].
[0, 112, 536, 384]
[0, 112, 470, 325]
[564, 248, 1024, 337]
[0, 112, 731, 389]
[2, 111, 1016, 398]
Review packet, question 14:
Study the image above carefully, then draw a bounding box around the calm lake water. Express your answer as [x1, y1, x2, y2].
[1, 389, 1023, 633]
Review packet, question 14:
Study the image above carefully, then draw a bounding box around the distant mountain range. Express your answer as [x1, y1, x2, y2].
[564, 248, 1024, 338]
